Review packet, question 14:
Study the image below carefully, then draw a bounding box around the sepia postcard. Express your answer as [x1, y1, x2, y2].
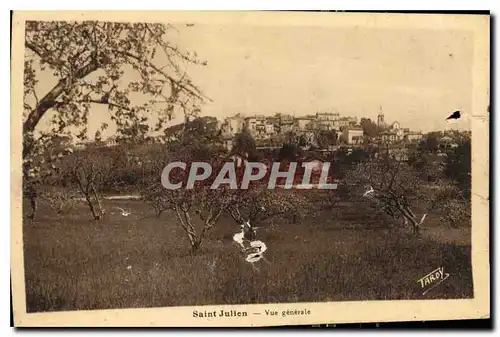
[11, 11, 490, 327]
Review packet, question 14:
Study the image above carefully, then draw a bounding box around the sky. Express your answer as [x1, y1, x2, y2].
[172, 24, 474, 132]
[31, 19, 476, 139]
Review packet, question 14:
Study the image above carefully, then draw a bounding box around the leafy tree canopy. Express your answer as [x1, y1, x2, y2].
[418, 131, 441, 153]
[232, 128, 257, 158]
[360, 118, 379, 138]
[23, 21, 208, 157]
[316, 130, 337, 149]
[444, 138, 471, 198]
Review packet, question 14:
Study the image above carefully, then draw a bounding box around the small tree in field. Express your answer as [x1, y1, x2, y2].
[345, 157, 432, 235]
[150, 154, 233, 252]
[22, 135, 74, 219]
[140, 117, 232, 251]
[431, 184, 471, 228]
[138, 143, 171, 217]
[43, 187, 79, 216]
[227, 184, 308, 231]
[170, 185, 233, 251]
[60, 146, 114, 220]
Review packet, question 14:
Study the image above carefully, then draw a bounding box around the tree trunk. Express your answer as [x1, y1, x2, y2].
[406, 215, 422, 236]
[412, 224, 421, 236]
[90, 184, 104, 220]
[156, 208, 163, 218]
[84, 195, 99, 220]
[83, 191, 103, 221]
[28, 193, 38, 220]
[22, 54, 100, 158]
[24, 180, 38, 220]
[395, 204, 420, 236]
[191, 237, 203, 252]
[174, 207, 200, 251]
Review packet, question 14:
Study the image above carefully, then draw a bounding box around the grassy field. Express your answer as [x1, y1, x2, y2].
[22, 198, 473, 313]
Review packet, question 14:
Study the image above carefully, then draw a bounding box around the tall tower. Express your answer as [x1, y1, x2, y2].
[377, 105, 385, 128]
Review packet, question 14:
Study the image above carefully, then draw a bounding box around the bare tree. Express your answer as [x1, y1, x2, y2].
[141, 183, 170, 218]
[432, 184, 471, 228]
[148, 155, 233, 252]
[168, 186, 233, 251]
[42, 187, 78, 216]
[227, 184, 308, 233]
[22, 135, 74, 219]
[140, 121, 232, 251]
[345, 158, 431, 235]
[60, 147, 114, 220]
[139, 147, 171, 218]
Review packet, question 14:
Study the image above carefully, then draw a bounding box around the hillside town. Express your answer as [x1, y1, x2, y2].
[68, 108, 472, 164]
[76, 108, 423, 148]
[217, 109, 424, 150]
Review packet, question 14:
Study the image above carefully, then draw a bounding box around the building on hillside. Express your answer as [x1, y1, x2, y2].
[315, 112, 338, 131]
[390, 121, 400, 130]
[221, 113, 246, 137]
[295, 116, 314, 131]
[316, 112, 339, 121]
[264, 121, 275, 136]
[271, 113, 293, 127]
[395, 128, 405, 142]
[379, 131, 398, 143]
[316, 122, 333, 131]
[255, 124, 267, 139]
[276, 113, 294, 122]
[243, 115, 258, 135]
[274, 113, 294, 134]
[379, 119, 405, 141]
[405, 131, 423, 142]
[340, 127, 364, 145]
[334, 120, 348, 130]
[244, 115, 273, 139]
[334, 116, 358, 130]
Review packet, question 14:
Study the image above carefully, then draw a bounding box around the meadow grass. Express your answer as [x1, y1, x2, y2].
[22, 199, 473, 312]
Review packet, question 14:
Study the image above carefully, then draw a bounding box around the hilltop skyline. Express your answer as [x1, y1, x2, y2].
[31, 19, 475, 140]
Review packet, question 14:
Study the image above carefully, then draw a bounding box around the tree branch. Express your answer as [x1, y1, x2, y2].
[25, 40, 68, 71]
[118, 50, 209, 102]
[53, 99, 133, 112]
[23, 57, 100, 155]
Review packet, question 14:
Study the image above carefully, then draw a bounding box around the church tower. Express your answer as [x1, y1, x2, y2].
[377, 105, 385, 128]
